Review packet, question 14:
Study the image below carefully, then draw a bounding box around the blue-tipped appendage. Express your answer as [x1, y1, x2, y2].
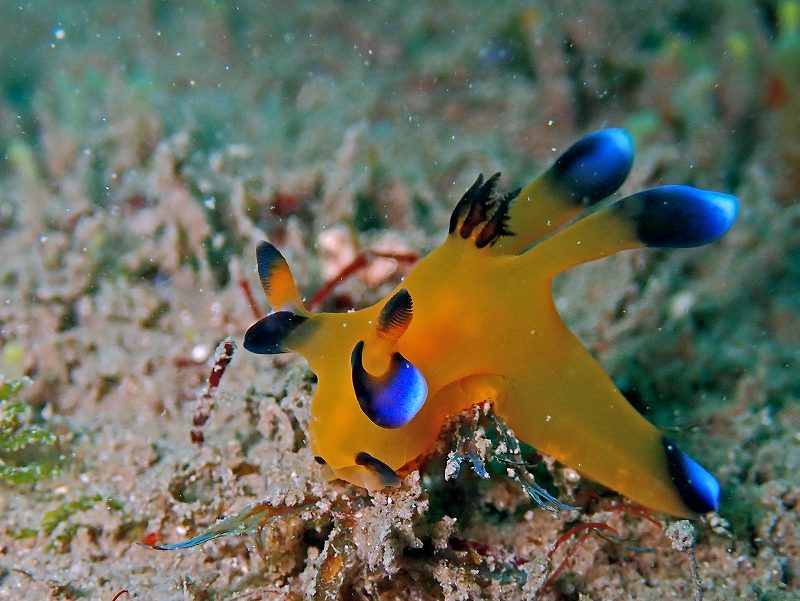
[662, 437, 721, 514]
[618, 185, 739, 248]
[351, 340, 428, 429]
[547, 128, 635, 204]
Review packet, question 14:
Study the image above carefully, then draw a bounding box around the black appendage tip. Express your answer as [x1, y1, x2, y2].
[378, 288, 413, 335]
[256, 241, 284, 292]
[243, 311, 307, 354]
[355, 451, 401, 487]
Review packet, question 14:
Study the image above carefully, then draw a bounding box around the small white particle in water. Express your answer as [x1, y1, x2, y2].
[670, 291, 695, 318]
[191, 344, 209, 362]
[54, 26, 65, 40]
[545, 415, 552, 422]
[548, 119, 554, 126]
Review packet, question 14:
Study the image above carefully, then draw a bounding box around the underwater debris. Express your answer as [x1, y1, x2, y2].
[444, 405, 492, 482]
[190, 337, 237, 445]
[148, 483, 423, 599]
[544, 517, 660, 590]
[487, 411, 575, 514]
[666, 519, 703, 601]
[149, 497, 319, 555]
[444, 405, 574, 514]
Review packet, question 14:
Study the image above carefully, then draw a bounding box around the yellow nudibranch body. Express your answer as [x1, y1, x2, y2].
[245, 129, 737, 518]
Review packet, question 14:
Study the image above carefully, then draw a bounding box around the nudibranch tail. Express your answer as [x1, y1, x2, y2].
[524, 184, 739, 276]
[491, 128, 634, 254]
[493, 322, 717, 518]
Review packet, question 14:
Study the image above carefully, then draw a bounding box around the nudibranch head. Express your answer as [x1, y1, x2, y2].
[244, 128, 736, 517]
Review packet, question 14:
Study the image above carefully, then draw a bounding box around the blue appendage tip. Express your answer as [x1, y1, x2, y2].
[663, 437, 720, 514]
[351, 341, 428, 429]
[619, 185, 739, 248]
[548, 128, 635, 204]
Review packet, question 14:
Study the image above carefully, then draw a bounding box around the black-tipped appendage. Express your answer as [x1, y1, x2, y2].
[256, 241, 285, 294]
[378, 288, 414, 338]
[355, 451, 401, 487]
[243, 311, 307, 354]
[449, 173, 517, 247]
[475, 187, 519, 248]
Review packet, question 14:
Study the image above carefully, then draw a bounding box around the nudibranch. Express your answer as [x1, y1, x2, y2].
[244, 129, 736, 518]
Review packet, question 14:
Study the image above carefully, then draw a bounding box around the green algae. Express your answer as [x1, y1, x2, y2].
[0, 377, 58, 485]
